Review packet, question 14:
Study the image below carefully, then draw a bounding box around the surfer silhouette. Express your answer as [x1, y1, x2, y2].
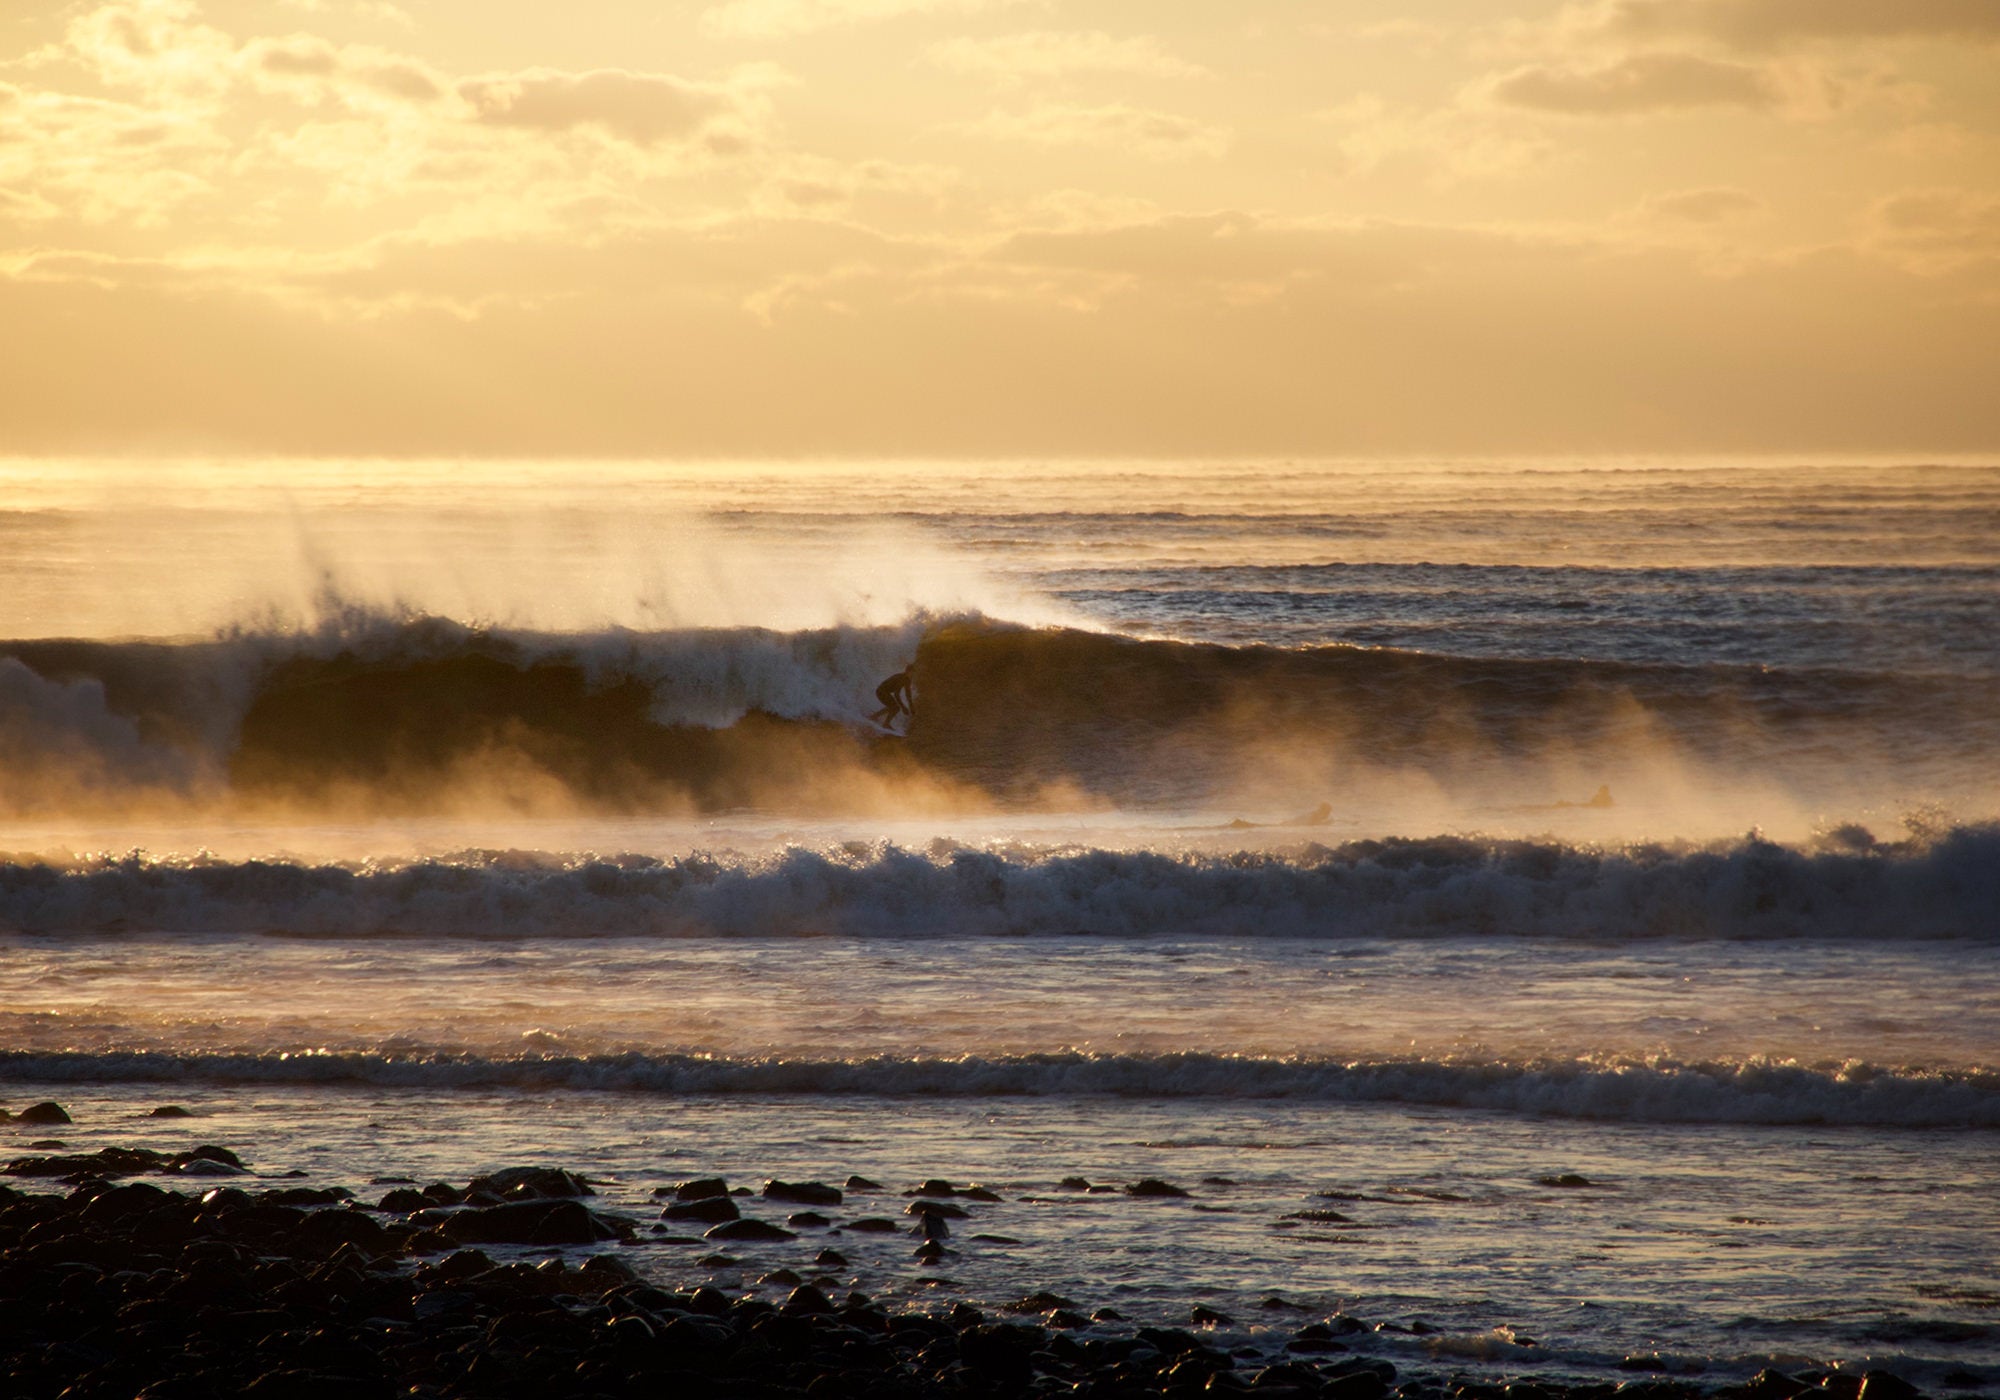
[868, 666, 915, 731]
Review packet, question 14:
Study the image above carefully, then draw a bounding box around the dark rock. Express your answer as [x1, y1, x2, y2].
[467, 1166, 593, 1199]
[961, 1185, 1003, 1202]
[1005, 1291, 1078, 1314]
[1127, 1178, 1191, 1198]
[958, 1323, 1042, 1384]
[784, 1283, 835, 1315]
[1325, 1368, 1391, 1400]
[147, 1105, 195, 1118]
[1536, 1174, 1599, 1189]
[663, 1195, 739, 1224]
[908, 1178, 960, 1197]
[913, 1213, 950, 1240]
[1738, 1371, 1810, 1400]
[789, 1210, 832, 1227]
[674, 1177, 729, 1201]
[970, 1233, 1022, 1244]
[907, 1198, 969, 1218]
[844, 1173, 883, 1190]
[1192, 1305, 1235, 1327]
[1856, 1374, 1922, 1400]
[912, 1240, 950, 1263]
[706, 1217, 797, 1242]
[442, 1199, 626, 1246]
[1093, 1307, 1125, 1322]
[1058, 1176, 1091, 1190]
[764, 1179, 842, 1205]
[815, 1248, 847, 1266]
[698, 1252, 738, 1266]
[17, 1101, 73, 1125]
[1285, 1209, 1354, 1223]
[376, 1188, 429, 1212]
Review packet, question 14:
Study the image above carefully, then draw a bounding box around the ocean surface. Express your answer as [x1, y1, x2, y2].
[2, 458, 1997, 1390]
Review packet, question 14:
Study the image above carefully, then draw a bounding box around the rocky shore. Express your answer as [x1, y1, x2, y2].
[0, 1110, 1937, 1400]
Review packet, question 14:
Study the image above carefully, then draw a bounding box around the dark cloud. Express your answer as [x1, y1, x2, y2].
[1588, 0, 2000, 48]
[458, 68, 738, 145]
[1492, 52, 1777, 114]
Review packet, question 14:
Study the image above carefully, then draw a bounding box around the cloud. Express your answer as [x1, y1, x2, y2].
[458, 69, 744, 146]
[1570, 0, 2000, 49]
[1316, 95, 1552, 181]
[56, 0, 241, 101]
[1865, 188, 2000, 273]
[1641, 186, 1764, 222]
[1490, 51, 1779, 113]
[966, 103, 1228, 160]
[925, 31, 1206, 85]
[699, 0, 1026, 41]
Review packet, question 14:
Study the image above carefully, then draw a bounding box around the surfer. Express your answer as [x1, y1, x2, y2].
[868, 665, 916, 731]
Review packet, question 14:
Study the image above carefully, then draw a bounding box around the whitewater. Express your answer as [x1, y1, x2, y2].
[2, 457, 1997, 1390]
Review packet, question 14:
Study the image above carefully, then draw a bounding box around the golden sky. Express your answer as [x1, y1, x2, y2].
[2, 0, 1996, 455]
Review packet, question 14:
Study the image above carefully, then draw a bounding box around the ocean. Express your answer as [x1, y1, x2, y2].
[2, 457, 1996, 1391]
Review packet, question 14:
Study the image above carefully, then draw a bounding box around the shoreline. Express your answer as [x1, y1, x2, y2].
[0, 1126, 1943, 1400]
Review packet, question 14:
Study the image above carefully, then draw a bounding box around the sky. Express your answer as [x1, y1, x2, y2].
[1, 0, 1996, 456]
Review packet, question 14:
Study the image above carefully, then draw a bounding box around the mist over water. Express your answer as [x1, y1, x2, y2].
[3, 458, 1997, 1387]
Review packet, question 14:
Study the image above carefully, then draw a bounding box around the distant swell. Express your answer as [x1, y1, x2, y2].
[2, 1050, 1994, 1128]
[1, 828, 1994, 939]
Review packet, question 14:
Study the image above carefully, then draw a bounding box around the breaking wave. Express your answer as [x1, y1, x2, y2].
[3, 1049, 1994, 1128]
[1, 827, 1993, 939]
[1, 613, 1995, 814]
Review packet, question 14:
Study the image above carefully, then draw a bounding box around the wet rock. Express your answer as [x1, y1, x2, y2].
[788, 1210, 832, 1227]
[1285, 1209, 1355, 1223]
[913, 1213, 950, 1240]
[706, 1217, 797, 1242]
[1192, 1305, 1235, 1327]
[16, 1101, 72, 1126]
[844, 1174, 883, 1190]
[1536, 1174, 1600, 1189]
[1093, 1307, 1125, 1322]
[1127, 1178, 1191, 1198]
[377, 1187, 429, 1212]
[784, 1283, 835, 1315]
[958, 1322, 1042, 1385]
[1058, 1176, 1091, 1190]
[467, 1166, 594, 1199]
[908, 1178, 961, 1197]
[147, 1105, 194, 1118]
[961, 1185, 1003, 1202]
[764, 1179, 842, 1205]
[1005, 1292, 1077, 1314]
[663, 1195, 739, 1224]
[674, 1177, 729, 1201]
[1855, 1374, 1921, 1400]
[442, 1199, 627, 1246]
[907, 1198, 970, 1219]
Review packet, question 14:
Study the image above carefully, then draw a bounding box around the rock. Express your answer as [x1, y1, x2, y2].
[845, 1174, 884, 1190]
[674, 1177, 730, 1201]
[147, 1105, 195, 1118]
[784, 1284, 835, 1315]
[958, 1323, 1042, 1384]
[1284, 1209, 1353, 1223]
[1004, 1292, 1077, 1314]
[908, 1178, 960, 1197]
[788, 1211, 831, 1227]
[764, 1179, 842, 1205]
[706, 1217, 797, 1242]
[1127, 1178, 1191, 1198]
[16, 1100, 72, 1125]
[1324, 1368, 1391, 1400]
[377, 1188, 430, 1212]
[1856, 1375, 1922, 1400]
[1536, 1173, 1599, 1188]
[1192, 1305, 1235, 1326]
[762, 1268, 804, 1285]
[906, 1199, 969, 1219]
[1058, 1176, 1091, 1190]
[815, 1248, 847, 1267]
[442, 1199, 626, 1246]
[844, 1217, 898, 1232]
[467, 1166, 593, 1199]
[961, 1185, 1003, 1202]
[912, 1240, 949, 1263]
[913, 1213, 950, 1240]
[663, 1195, 739, 1224]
